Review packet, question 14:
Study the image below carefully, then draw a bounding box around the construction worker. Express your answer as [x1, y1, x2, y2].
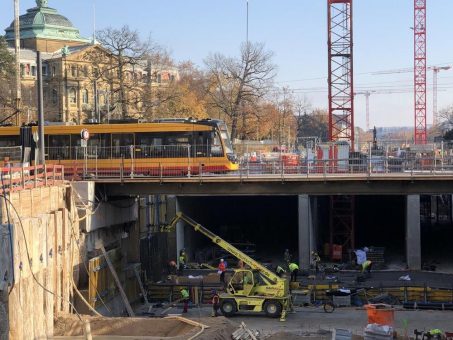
[218, 259, 226, 284]
[362, 260, 373, 274]
[288, 262, 299, 282]
[276, 264, 286, 278]
[211, 289, 220, 317]
[311, 251, 321, 274]
[180, 287, 189, 313]
[168, 260, 177, 275]
[237, 259, 244, 269]
[178, 249, 186, 275]
[284, 249, 291, 263]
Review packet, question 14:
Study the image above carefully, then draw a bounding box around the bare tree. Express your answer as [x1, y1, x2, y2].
[92, 26, 154, 119]
[205, 42, 276, 140]
[438, 105, 453, 128]
[0, 36, 16, 122]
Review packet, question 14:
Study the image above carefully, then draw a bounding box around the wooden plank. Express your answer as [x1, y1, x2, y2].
[8, 281, 23, 340]
[133, 265, 149, 305]
[23, 276, 34, 340]
[53, 212, 61, 314]
[45, 214, 55, 336]
[60, 208, 69, 313]
[100, 245, 135, 317]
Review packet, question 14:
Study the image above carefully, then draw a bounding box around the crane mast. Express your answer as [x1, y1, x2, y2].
[414, 0, 427, 144]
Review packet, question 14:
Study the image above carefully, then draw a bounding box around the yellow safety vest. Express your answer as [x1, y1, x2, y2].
[289, 263, 299, 272]
[180, 289, 189, 299]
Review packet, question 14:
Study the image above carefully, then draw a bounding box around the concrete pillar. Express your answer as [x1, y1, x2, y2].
[175, 198, 184, 267]
[298, 195, 314, 269]
[126, 220, 140, 263]
[406, 195, 421, 270]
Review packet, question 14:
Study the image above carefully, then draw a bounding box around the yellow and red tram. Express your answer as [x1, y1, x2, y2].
[0, 119, 239, 177]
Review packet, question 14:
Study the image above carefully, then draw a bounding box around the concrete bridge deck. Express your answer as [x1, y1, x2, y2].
[96, 173, 453, 195]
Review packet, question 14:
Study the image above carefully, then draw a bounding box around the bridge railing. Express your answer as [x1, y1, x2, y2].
[39, 145, 453, 180]
[0, 164, 64, 192]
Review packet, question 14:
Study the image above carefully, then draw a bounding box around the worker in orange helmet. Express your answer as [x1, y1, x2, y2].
[218, 259, 226, 284]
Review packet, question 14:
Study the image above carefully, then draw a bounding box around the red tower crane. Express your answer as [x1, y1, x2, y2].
[327, 0, 354, 148]
[327, 0, 355, 261]
[414, 0, 427, 144]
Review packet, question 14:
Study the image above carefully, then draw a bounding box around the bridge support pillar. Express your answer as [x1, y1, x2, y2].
[175, 198, 185, 266]
[298, 195, 315, 270]
[406, 195, 421, 270]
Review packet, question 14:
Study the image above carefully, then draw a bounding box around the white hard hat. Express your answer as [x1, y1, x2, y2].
[220, 259, 224, 262]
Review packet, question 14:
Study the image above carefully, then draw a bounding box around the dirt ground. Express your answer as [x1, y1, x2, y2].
[54, 314, 237, 339]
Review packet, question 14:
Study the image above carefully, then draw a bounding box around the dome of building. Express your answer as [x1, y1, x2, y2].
[4, 0, 90, 46]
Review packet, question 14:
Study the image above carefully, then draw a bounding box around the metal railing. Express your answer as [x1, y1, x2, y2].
[0, 164, 64, 192]
[0, 144, 448, 180]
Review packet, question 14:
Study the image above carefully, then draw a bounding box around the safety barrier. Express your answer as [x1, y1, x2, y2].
[0, 164, 64, 193]
[32, 144, 453, 179]
[52, 156, 453, 180]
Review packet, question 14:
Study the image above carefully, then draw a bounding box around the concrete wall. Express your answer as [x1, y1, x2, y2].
[0, 185, 80, 339]
[72, 182, 138, 233]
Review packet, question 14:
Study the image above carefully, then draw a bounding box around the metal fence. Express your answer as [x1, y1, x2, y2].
[38, 144, 453, 180]
[0, 164, 64, 192]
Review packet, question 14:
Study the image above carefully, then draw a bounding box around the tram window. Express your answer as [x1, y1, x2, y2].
[0, 136, 20, 147]
[112, 133, 134, 147]
[136, 133, 160, 146]
[211, 131, 223, 157]
[193, 131, 208, 157]
[88, 133, 111, 159]
[112, 133, 134, 158]
[164, 133, 192, 146]
[47, 134, 70, 160]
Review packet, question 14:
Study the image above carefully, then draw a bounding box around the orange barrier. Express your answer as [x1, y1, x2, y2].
[365, 304, 394, 326]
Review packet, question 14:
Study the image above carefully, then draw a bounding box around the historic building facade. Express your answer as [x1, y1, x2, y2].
[4, 0, 178, 124]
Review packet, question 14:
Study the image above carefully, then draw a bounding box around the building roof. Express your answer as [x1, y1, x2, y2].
[4, 0, 90, 45]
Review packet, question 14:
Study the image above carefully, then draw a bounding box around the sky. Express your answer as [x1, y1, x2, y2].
[2, 0, 453, 129]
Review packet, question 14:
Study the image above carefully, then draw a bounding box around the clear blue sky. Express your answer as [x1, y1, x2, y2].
[2, 0, 453, 128]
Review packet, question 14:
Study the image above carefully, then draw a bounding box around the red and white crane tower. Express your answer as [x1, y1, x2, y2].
[414, 0, 427, 144]
[327, 0, 354, 149]
[327, 0, 355, 258]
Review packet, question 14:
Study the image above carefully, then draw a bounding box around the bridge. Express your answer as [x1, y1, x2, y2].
[97, 172, 453, 196]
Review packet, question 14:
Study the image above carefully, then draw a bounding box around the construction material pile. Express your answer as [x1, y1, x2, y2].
[54, 314, 237, 340]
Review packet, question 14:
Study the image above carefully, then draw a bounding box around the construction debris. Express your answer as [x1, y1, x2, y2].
[232, 322, 260, 340]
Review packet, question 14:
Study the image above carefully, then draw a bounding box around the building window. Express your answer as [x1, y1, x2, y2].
[71, 65, 77, 77]
[83, 66, 88, 77]
[52, 89, 58, 104]
[42, 65, 48, 76]
[82, 89, 89, 104]
[69, 88, 77, 103]
[31, 66, 36, 76]
[52, 66, 56, 77]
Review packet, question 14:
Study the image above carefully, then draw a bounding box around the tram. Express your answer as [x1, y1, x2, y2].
[0, 118, 239, 177]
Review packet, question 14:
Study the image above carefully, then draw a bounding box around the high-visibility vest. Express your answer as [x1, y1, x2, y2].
[362, 260, 372, 271]
[179, 255, 186, 265]
[180, 289, 189, 299]
[289, 263, 299, 272]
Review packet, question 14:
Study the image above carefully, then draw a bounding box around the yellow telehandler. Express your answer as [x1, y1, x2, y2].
[165, 212, 292, 321]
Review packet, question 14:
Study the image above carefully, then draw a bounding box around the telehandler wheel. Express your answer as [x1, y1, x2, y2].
[263, 300, 282, 318]
[220, 299, 237, 317]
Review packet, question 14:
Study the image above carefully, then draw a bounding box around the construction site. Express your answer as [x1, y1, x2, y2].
[1, 0, 453, 339]
[0, 173, 453, 339]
